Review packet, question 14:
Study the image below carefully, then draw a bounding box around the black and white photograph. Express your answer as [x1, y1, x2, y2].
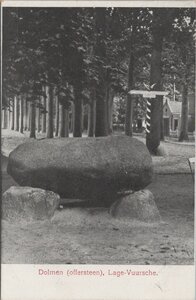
[1, 1, 195, 299]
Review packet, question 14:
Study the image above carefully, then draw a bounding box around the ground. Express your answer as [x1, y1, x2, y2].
[1, 129, 195, 264]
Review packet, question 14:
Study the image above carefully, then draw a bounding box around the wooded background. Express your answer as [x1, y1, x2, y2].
[2, 8, 195, 153]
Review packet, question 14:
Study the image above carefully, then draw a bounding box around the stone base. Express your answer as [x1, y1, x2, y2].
[109, 189, 161, 223]
[2, 186, 60, 222]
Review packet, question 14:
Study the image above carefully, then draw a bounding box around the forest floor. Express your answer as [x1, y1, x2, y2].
[1, 129, 195, 264]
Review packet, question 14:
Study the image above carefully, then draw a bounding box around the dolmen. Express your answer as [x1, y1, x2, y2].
[7, 136, 153, 205]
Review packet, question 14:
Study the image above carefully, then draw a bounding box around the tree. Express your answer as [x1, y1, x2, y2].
[19, 95, 24, 133]
[59, 103, 69, 138]
[1, 109, 5, 129]
[29, 100, 36, 138]
[23, 97, 28, 131]
[146, 10, 163, 153]
[10, 98, 15, 130]
[146, 9, 176, 154]
[162, 8, 195, 141]
[14, 96, 19, 131]
[94, 8, 108, 137]
[36, 97, 41, 133]
[105, 8, 151, 136]
[179, 79, 189, 141]
[46, 85, 54, 138]
[58, 86, 71, 137]
[72, 50, 84, 138]
[177, 10, 195, 141]
[59, 103, 66, 137]
[124, 11, 137, 136]
[55, 94, 59, 137]
[87, 89, 96, 137]
[3, 7, 194, 143]
[41, 89, 47, 133]
[66, 9, 90, 137]
[27, 101, 31, 131]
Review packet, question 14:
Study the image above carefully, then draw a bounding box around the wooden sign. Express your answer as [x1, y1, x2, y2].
[129, 90, 168, 98]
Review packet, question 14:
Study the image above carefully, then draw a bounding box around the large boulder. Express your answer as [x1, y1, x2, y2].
[7, 136, 153, 204]
[2, 186, 60, 222]
[109, 189, 161, 223]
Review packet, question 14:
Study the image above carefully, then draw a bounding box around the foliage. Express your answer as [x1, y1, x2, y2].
[2, 7, 195, 130]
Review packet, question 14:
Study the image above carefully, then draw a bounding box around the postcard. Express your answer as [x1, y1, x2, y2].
[1, 1, 195, 299]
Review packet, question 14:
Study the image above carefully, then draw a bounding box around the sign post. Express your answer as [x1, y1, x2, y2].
[128, 90, 168, 135]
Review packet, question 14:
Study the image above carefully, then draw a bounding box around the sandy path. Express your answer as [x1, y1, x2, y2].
[2, 174, 194, 265]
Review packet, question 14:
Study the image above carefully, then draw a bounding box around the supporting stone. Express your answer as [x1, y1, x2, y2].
[2, 186, 60, 222]
[109, 189, 161, 223]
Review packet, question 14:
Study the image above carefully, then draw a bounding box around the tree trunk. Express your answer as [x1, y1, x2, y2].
[2, 109, 5, 129]
[36, 98, 41, 133]
[70, 102, 74, 133]
[94, 8, 108, 137]
[88, 90, 96, 137]
[19, 95, 24, 133]
[65, 108, 69, 137]
[6, 108, 9, 129]
[59, 103, 65, 137]
[5, 108, 8, 129]
[41, 94, 47, 133]
[14, 96, 19, 131]
[27, 101, 31, 131]
[6, 106, 9, 129]
[29, 101, 36, 138]
[160, 100, 164, 140]
[95, 96, 108, 136]
[8, 102, 11, 129]
[1, 109, 4, 129]
[146, 26, 163, 154]
[55, 95, 59, 137]
[73, 100, 83, 137]
[59, 103, 69, 138]
[23, 97, 28, 131]
[145, 8, 175, 153]
[3, 107, 8, 129]
[11, 98, 15, 130]
[107, 90, 114, 134]
[125, 12, 137, 137]
[73, 87, 83, 137]
[125, 49, 134, 136]
[179, 83, 189, 141]
[46, 85, 54, 138]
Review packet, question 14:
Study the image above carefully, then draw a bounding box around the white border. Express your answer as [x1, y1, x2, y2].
[1, 2, 195, 300]
[1, 0, 196, 7]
